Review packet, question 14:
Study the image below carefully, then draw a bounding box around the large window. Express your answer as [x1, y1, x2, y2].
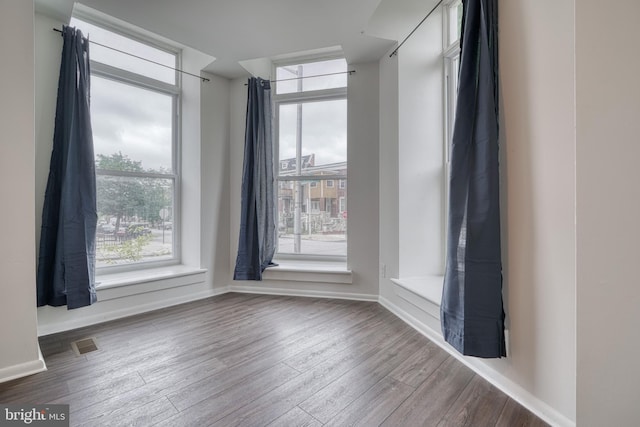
[70, 16, 180, 270]
[274, 58, 348, 258]
[444, 1, 462, 206]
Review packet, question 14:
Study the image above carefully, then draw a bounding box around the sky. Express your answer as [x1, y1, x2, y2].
[276, 59, 348, 168]
[71, 17, 175, 172]
[91, 76, 173, 172]
[278, 99, 347, 167]
[71, 18, 348, 174]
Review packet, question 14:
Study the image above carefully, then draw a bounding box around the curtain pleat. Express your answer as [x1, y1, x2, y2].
[233, 77, 277, 281]
[441, 0, 505, 358]
[37, 26, 97, 309]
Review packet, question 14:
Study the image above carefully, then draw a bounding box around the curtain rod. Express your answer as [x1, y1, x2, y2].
[244, 70, 355, 86]
[389, 0, 445, 57]
[53, 28, 210, 83]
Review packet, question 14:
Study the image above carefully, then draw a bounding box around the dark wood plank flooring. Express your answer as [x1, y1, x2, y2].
[0, 293, 548, 426]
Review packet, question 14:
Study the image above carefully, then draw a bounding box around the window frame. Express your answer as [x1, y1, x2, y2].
[442, 0, 462, 265]
[72, 12, 183, 274]
[273, 55, 348, 262]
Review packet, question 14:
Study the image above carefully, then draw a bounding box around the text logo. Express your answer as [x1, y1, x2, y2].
[0, 405, 69, 426]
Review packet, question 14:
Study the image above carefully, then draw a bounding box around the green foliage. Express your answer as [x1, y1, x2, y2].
[96, 152, 144, 172]
[95, 153, 173, 264]
[96, 152, 172, 226]
[102, 234, 152, 264]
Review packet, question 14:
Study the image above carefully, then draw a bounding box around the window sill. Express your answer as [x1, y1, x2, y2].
[262, 259, 352, 284]
[390, 276, 443, 319]
[96, 265, 207, 301]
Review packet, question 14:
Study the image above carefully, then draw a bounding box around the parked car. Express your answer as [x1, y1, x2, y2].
[127, 223, 152, 237]
[98, 224, 115, 233]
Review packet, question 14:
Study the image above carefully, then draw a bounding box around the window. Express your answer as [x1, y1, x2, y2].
[70, 16, 180, 270]
[444, 1, 462, 209]
[275, 57, 348, 258]
[446, 0, 463, 47]
[339, 179, 346, 189]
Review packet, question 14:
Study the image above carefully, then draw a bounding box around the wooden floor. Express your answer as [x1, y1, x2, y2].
[0, 293, 548, 426]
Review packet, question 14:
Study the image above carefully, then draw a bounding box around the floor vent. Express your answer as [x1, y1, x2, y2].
[71, 337, 99, 356]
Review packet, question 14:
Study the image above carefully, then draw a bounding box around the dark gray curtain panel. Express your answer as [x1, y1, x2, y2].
[233, 77, 277, 280]
[441, 0, 505, 358]
[37, 26, 97, 309]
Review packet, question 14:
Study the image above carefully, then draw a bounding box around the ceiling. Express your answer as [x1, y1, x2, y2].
[34, 0, 402, 78]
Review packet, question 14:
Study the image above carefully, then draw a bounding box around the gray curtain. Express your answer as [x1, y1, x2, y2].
[441, 0, 505, 358]
[37, 26, 97, 309]
[233, 77, 277, 280]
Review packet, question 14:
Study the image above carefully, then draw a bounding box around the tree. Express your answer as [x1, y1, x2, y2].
[96, 152, 146, 233]
[96, 152, 173, 263]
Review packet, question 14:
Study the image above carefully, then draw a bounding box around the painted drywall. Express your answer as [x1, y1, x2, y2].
[0, 1, 45, 382]
[376, 0, 448, 336]
[499, 0, 576, 422]
[377, 0, 577, 425]
[378, 48, 400, 295]
[180, 47, 216, 269]
[228, 61, 380, 298]
[200, 71, 232, 289]
[396, 7, 444, 278]
[576, 1, 640, 425]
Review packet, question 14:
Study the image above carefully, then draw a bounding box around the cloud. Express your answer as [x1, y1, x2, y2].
[91, 76, 173, 172]
[278, 99, 347, 167]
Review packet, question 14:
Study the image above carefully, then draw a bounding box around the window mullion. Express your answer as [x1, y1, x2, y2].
[92, 62, 179, 95]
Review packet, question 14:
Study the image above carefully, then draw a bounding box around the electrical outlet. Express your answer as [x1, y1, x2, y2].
[380, 263, 386, 278]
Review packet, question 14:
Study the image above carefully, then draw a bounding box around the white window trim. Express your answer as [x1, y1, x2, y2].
[441, 0, 462, 271]
[272, 56, 348, 263]
[443, 0, 463, 50]
[73, 11, 183, 276]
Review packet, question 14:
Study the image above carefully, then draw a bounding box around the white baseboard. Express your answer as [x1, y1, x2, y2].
[228, 285, 378, 302]
[378, 296, 575, 427]
[0, 348, 47, 384]
[38, 287, 228, 336]
[31, 281, 573, 427]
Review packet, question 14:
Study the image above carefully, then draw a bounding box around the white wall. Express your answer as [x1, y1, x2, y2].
[228, 61, 380, 299]
[377, 0, 448, 342]
[200, 71, 232, 290]
[377, 0, 577, 425]
[576, 1, 640, 425]
[0, 1, 45, 382]
[499, 0, 576, 423]
[397, 7, 444, 278]
[345, 61, 380, 297]
[378, 49, 399, 299]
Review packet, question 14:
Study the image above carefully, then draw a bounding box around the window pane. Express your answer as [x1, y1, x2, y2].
[92, 76, 173, 173]
[276, 58, 347, 94]
[278, 99, 347, 174]
[448, 1, 463, 45]
[277, 178, 347, 256]
[96, 176, 174, 267]
[70, 18, 176, 84]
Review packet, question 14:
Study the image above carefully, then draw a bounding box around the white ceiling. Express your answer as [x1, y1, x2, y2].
[34, 0, 402, 78]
